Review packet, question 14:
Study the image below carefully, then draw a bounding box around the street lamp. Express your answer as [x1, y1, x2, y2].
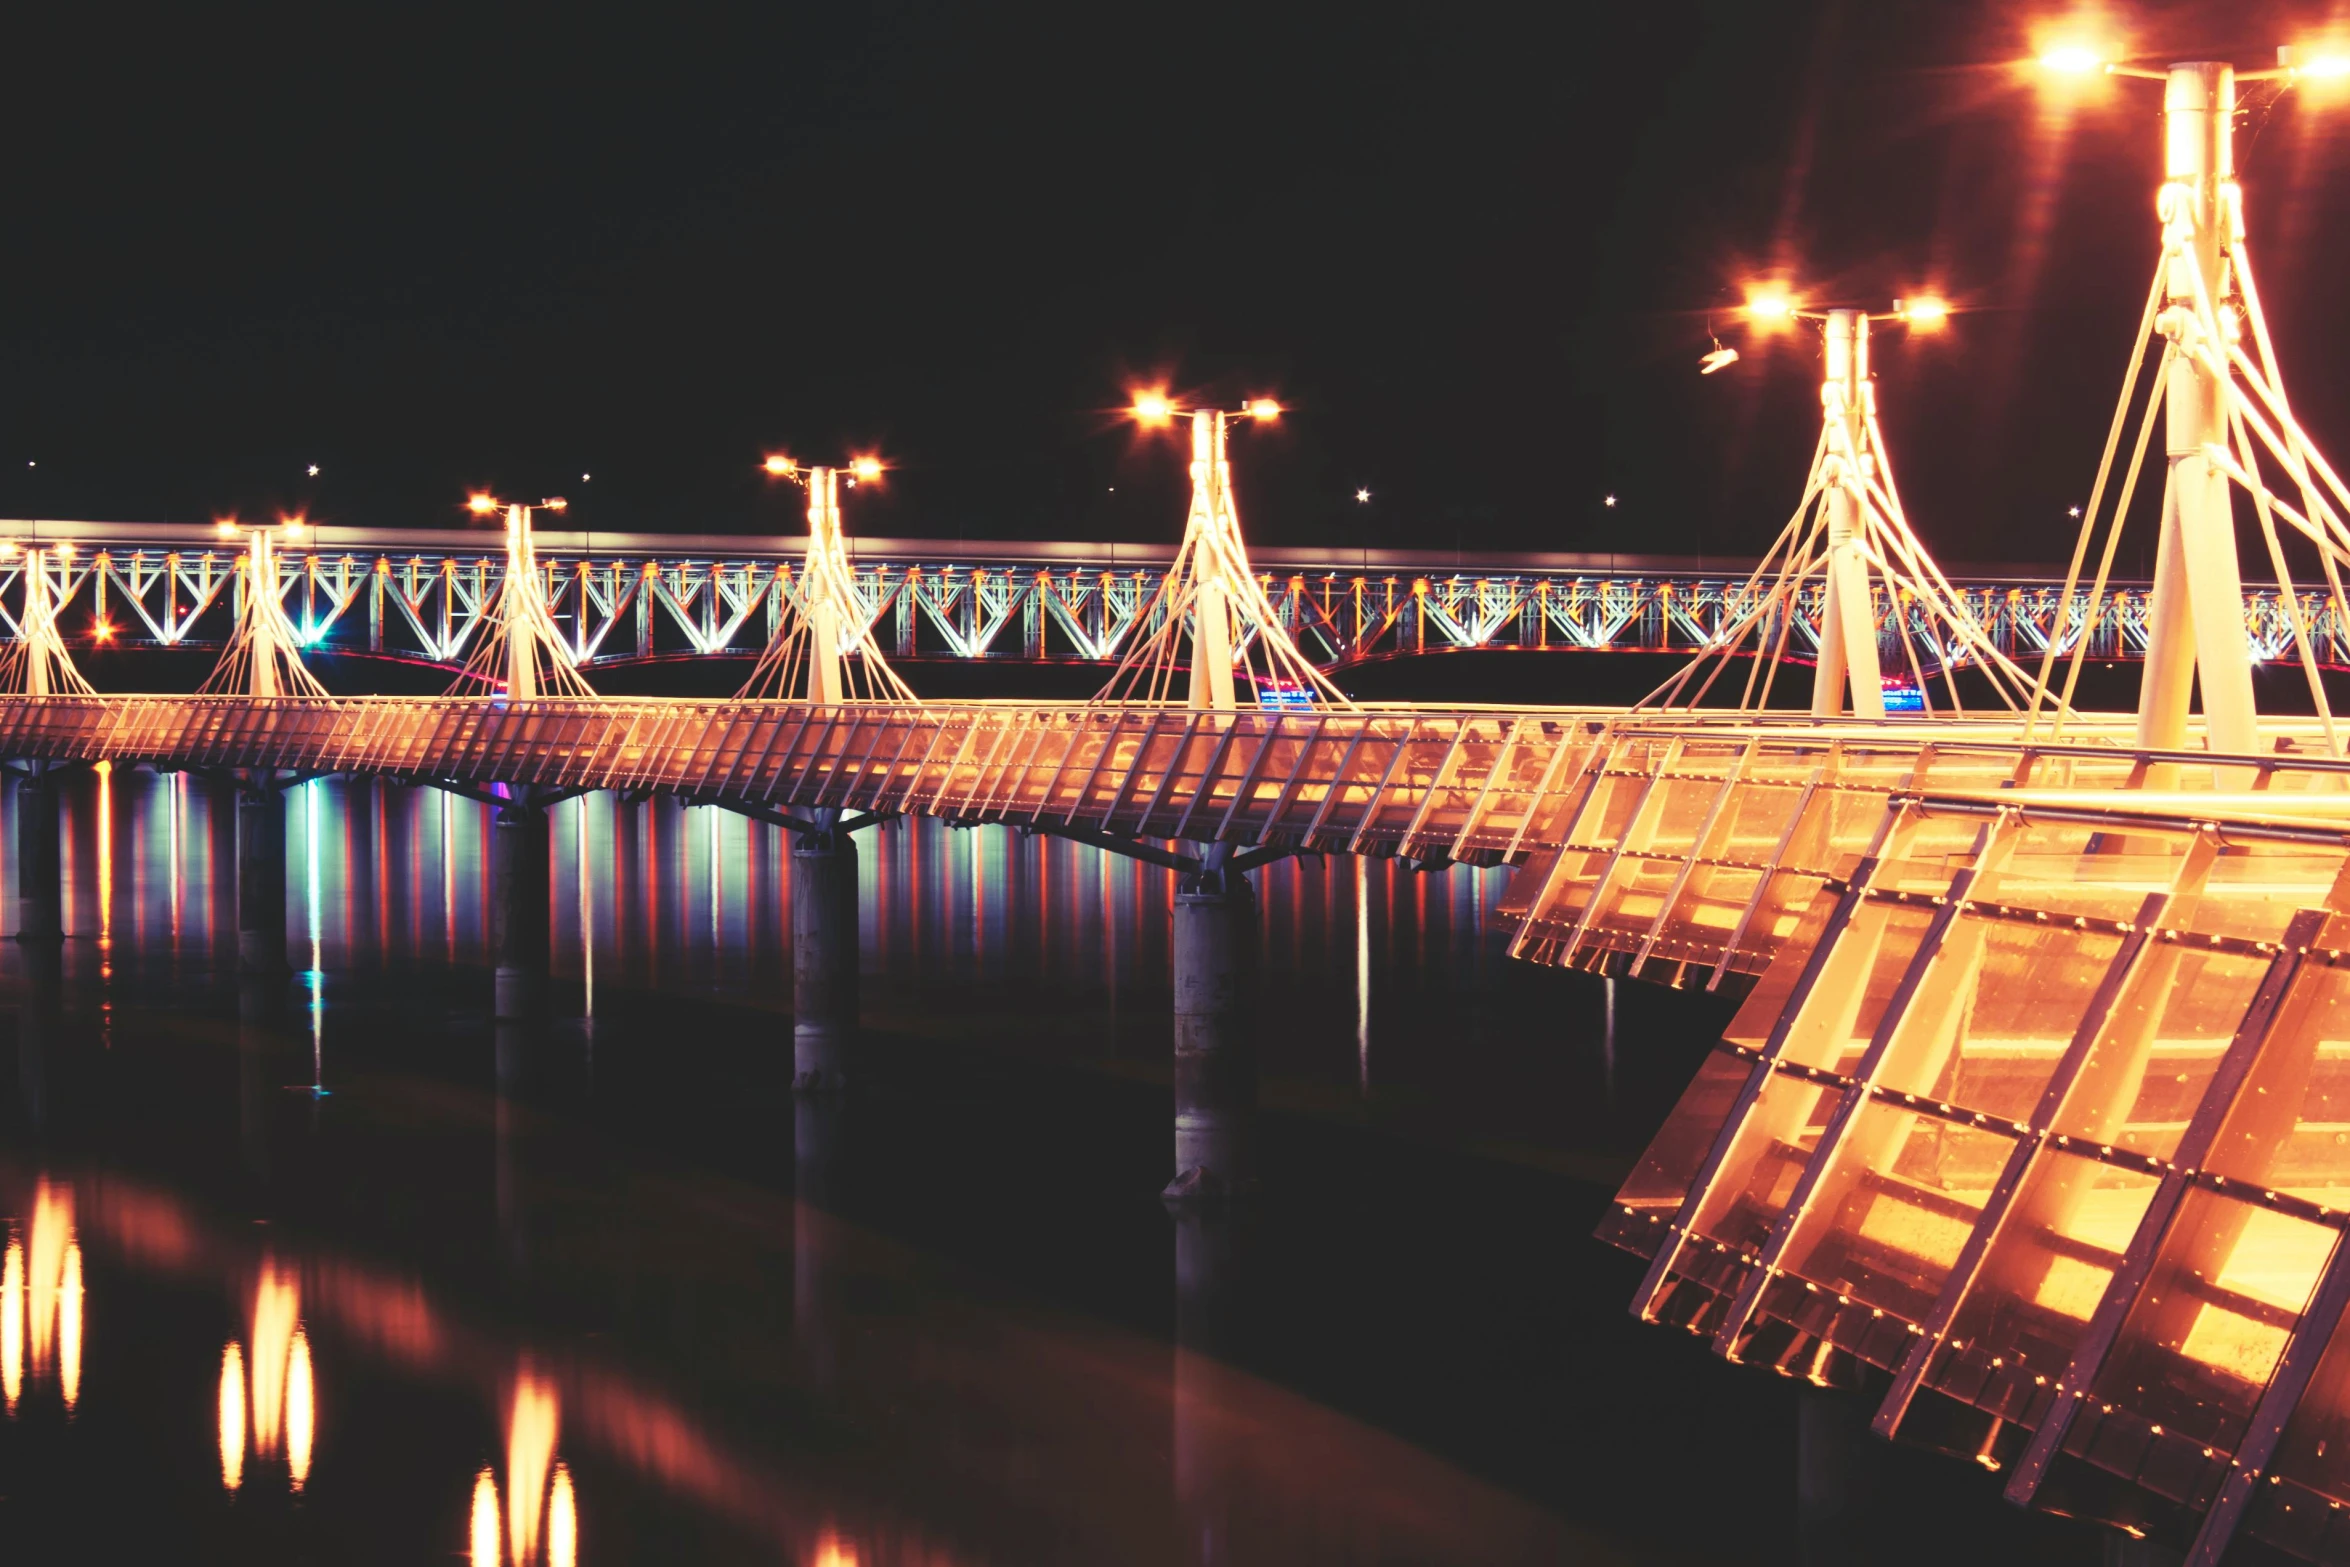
[1652, 291, 2039, 718]
[451, 492, 586, 701]
[740, 450, 915, 703]
[200, 514, 327, 699]
[2025, 44, 2350, 756]
[1101, 389, 1345, 711]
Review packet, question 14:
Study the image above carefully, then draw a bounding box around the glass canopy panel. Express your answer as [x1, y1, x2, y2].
[2068, 1188, 2337, 1463]
[1920, 1149, 2159, 1421]
[1875, 919, 2126, 1122]
[1773, 1102, 2015, 1322]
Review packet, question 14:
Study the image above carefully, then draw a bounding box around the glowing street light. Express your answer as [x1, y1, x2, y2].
[2037, 45, 2107, 74]
[1243, 397, 1283, 422]
[1895, 295, 1951, 330]
[743, 447, 915, 704]
[2018, 42, 2350, 758]
[1129, 388, 1176, 428]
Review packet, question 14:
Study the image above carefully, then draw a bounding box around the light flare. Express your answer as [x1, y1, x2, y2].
[1129, 388, 1175, 428]
[286, 1327, 314, 1489]
[58, 1241, 79, 1411]
[219, 1342, 247, 1490]
[848, 456, 884, 484]
[2038, 46, 2105, 73]
[509, 1373, 560, 1567]
[470, 1470, 500, 1567]
[2, 1238, 21, 1411]
[1244, 397, 1283, 422]
[467, 492, 500, 517]
[1898, 296, 1952, 330]
[548, 1464, 578, 1567]
[1744, 284, 1796, 330]
[762, 454, 799, 478]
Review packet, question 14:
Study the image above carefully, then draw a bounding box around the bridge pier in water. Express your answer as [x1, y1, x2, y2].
[492, 798, 552, 1022]
[1168, 849, 1258, 1199]
[791, 813, 859, 1092]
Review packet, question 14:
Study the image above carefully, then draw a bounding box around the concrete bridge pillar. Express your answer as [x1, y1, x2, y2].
[13, 766, 62, 944]
[1167, 852, 1257, 1198]
[237, 782, 288, 976]
[791, 816, 859, 1091]
[491, 800, 551, 1021]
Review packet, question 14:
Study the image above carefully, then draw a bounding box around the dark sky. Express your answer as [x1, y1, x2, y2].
[3, 1, 2349, 563]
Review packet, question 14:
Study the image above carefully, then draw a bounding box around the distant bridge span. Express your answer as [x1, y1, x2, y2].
[0, 520, 2336, 672]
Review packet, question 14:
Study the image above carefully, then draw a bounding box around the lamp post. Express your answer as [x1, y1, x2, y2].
[754, 453, 889, 706]
[464, 491, 572, 702]
[1109, 390, 1343, 710]
[2033, 43, 2350, 753]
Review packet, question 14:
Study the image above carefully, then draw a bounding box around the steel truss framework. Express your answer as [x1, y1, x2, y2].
[7, 542, 2344, 672]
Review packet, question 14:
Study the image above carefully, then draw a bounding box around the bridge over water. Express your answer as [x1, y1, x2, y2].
[7, 519, 2343, 672]
[20, 54, 2350, 1563]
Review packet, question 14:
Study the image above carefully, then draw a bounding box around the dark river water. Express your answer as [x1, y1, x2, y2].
[0, 765, 2119, 1564]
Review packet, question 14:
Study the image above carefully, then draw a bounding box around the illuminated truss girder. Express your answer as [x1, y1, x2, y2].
[12, 538, 2350, 673]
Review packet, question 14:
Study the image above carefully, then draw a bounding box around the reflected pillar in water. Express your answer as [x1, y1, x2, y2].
[237, 779, 288, 976]
[794, 1094, 846, 1387]
[493, 799, 552, 1021]
[1797, 1387, 1885, 1567]
[14, 764, 62, 943]
[1172, 1205, 1249, 1565]
[791, 813, 859, 1091]
[16, 937, 60, 1131]
[1167, 854, 1257, 1198]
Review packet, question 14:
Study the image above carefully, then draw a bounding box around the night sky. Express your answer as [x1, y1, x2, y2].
[4, 1, 2350, 565]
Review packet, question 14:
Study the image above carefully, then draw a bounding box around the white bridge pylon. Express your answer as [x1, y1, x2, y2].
[2030, 57, 2350, 758]
[1094, 405, 1353, 711]
[1646, 305, 2047, 718]
[198, 525, 327, 700]
[448, 501, 594, 701]
[737, 461, 916, 703]
[0, 545, 92, 698]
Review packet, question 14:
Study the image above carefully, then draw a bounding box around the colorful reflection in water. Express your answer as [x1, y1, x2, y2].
[19, 769, 1595, 1151]
[219, 1261, 315, 1493]
[2, 1180, 80, 1415]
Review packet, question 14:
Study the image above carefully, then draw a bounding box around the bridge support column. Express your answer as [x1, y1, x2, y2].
[237, 783, 288, 976]
[1167, 851, 1257, 1198]
[13, 766, 62, 944]
[791, 816, 859, 1091]
[492, 801, 551, 1021]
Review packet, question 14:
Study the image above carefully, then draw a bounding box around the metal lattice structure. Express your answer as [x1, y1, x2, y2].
[6, 527, 2346, 673]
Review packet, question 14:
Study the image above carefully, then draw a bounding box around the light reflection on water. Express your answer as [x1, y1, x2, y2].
[26, 769, 1610, 1153]
[0, 768, 1626, 1565]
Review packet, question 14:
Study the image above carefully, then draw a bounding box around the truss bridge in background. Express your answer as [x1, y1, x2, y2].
[3, 521, 2338, 675]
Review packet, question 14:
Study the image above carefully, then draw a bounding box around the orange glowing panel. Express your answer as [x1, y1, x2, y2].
[466, 492, 499, 516]
[849, 456, 884, 484]
[763, 454, 799, 477]
[1130, 388, 1175, 428]
[1245, 397, 1283, 422]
